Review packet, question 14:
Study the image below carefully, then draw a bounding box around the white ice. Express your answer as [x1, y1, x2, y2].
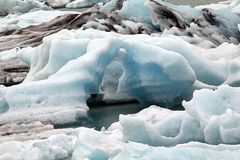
[1, 126, 240, 160]
[0, 133, 77, 160]
[0, 10, 67, 32]
[66, 0, 108, 8]
[0, 0, 50, 15]
[106, 85, 240, 146]
[0, 0, 239, 159]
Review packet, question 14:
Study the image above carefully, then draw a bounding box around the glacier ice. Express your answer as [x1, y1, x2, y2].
[0, 27, 240, 124]
[45, 0, 107, 8]
[66, 0, 108, 8]
[106, 85, 240, 146]
[46, 0, 71, 8]
[0, 10, 67, 32]
[1, 126, 240, 160]
[0, 0, 50, 15]
[184, 85, 240, 144]
[0, 0, 240, 159]
[0, 133, 77, 160]
[112, 142, 240, 160]
[106, 0, 240, 43]
[1, 0, 240, 51]
[69, 127, 240, 160]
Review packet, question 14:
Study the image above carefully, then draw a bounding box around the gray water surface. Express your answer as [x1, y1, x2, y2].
[88, 103, 143, 130]
[168, 0, 225, 6]
[56, 0, 226, 12]
[55, 103, 143, 130]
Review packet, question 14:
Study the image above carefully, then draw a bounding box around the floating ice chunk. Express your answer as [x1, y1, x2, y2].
[113, 142, 240, 160]
[46, 0, 70, 8]
[0, 10, 66, 32]
[72, 127, 124, 160]
[108, 85, 240, 146]
[1, 125, 240, 159]
[184, 85, 240, 144]
[0, 134, 77, 160]
[0, 0, 50, 16]
[0, 29, 196, 124]
[0, 0, 239, 52]
[66, 0, 108, 8]
[71, 127, 240, 160]
[112, 106, 203, 146]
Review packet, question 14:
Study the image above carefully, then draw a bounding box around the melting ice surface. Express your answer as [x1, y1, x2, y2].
[0, 0, 240, 159]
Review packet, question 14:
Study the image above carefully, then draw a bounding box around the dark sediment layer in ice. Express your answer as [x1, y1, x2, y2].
[0, 0, 239, 52]
[0, 60, 29, 86]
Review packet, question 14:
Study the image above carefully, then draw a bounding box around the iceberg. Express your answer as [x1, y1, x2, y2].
[65, 127, 240, 160]
[0, 27, 240, 124]
[112, 142, 240, 160]
[0, 133, 77, 160]
[66, 0, 108, 8]
[0, 29, 195, 124]
[106, 85, 240, 146]
[0, 0, 51, 16]
[184, 85, 240, 144]
[0, 10, 67, 32]
[46, 0, 71, 8]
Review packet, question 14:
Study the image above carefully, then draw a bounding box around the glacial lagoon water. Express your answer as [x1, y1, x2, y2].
[88, 103, 143, 130]
[55, 103, 143, 130]
[168, 0, 225, 6]
[57, 0, 226, 12]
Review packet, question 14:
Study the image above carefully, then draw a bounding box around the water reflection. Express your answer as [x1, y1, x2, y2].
[54, 103, 143, 130]
[88, 103, 143, 130]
